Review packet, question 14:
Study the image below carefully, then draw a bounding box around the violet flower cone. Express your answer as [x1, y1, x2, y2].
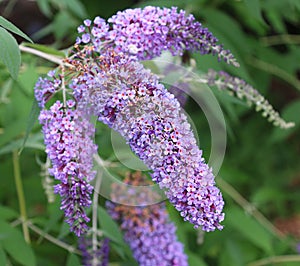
[106, 172, 188, 266]
[70, 50, 224, 231]
[76, 6, 239, 66]
[35, 71, 98, 236]
[78, 236, 110, 266]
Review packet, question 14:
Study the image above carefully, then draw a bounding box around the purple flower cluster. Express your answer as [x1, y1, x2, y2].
[34, 70, 61, 108]
[78, 237, 110, 266]
[70, 50, 224, 231]
[37, 98, 97, 236]
[34, 6, 236, 237]
[206, 69, 295, 129]
[106, 172, 188, 266]
[75, 6, 239, 66]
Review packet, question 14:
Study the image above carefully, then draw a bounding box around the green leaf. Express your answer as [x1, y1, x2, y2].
[186, 252, 208, 266]
[98, 206, 134, 259]
[0, 206, 19, 220]
[0, 117, 27, 147]
[0, 245, 7, 266]
[0, 133, 44, 156]
[98, 206, 124, 246]
[63, 0, 87, 18]
[226, 207, 273, 254]
[198, 8, 252, 82]
[0, 16, 33, 43]
[0, 221, 36, 266]
[135, 0, 200, 9]
[53, 12, 74, 40]
[20, 99, 41, 154]
[36, 0, 52, 18]
[244, 0, 266, 25]
[264, 10, 286, 33]
[0, 28, 21, 80]
[66, 253, 81, 266]
[270, 99, 300, 142]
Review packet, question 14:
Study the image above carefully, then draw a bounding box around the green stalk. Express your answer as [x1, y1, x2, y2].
[247, 56, 300, 92]
[12, 150, 30, 243]
[248, 255, 300, 266]
[217, 178, 285, 240]
[27, 222, 80, 254]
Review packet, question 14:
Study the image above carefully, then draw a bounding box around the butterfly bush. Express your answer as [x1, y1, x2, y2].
[106, 172, 188, 266]
[205, 70, 295, 129]
[78, 236, 110, 266]
[69, 49, 224, 231]
[37, 98, 97, 235]
[76, 6, 239, 66]
[35, 71, 97, 236]
[35, 6, 293, 238]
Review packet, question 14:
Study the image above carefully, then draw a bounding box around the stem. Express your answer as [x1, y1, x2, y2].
[19, 45, 74, 70]
[261, 34, 300, 46]
[217, 178, 286, 240]
[26, 222, 81, 255]
[12, 150, 31, 243]
[247, 56, 300, 92]
[91, 170, 103, 266]
[247, 255, 300, 266]
[19, 45, 64, 65]
[93, 153, 120, 168]
[61, 65, 67, 108]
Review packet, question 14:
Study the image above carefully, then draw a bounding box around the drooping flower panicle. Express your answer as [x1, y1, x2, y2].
[205, 69, 295, 129]
[106, 172, 188, 266]
[36, 96, 97, 236]
[78, 236, 110, 266]
[76, 6, 239, 66]
[69, 49, 225, 231]
[34, 70, 61, 108]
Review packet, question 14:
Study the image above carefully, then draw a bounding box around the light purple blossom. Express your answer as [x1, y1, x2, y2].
[36, 99, 97, 236]
[78, 237, 110, 266]
[205, 69, 295, 129]
[106, 172, 188, 266]
[70, 50, 225, 231]
[34, 71, 61, 108]
[82, 33, 91, 44]
[75, 6, 239, 66]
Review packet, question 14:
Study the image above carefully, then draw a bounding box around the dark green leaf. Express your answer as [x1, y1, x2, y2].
[17, 63, 39, 96]
[251, 187, 284, 207]
[0, 133, 44, 156]
[98, 206, 124, 245]
[98, 206, 133, 259]
[63, 0, 88, 18]
[53, 12, 74, 40]
[0, 117, 27, 147]
[264, 10, 286, 33]
[136, 0, 190, 8]
[0, 221, 36, 266]
[36, 0, 52, 18]
[226, 207, 273, 253]
[198, 8, 252, 82]
[0, 206, 19, 220]
[19, 99, 41, 154]
[244, 0, 266, 25]
[186, 252, 208, 266]
[0, 28, 21, 80]
[270, 99, 300, 142]
[0, 16, 33, 43]
[0, 245, 6, 266]
[66, 253, 81, 266]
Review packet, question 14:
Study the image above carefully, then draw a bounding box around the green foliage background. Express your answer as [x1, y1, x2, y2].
[0, 0, 299, 265]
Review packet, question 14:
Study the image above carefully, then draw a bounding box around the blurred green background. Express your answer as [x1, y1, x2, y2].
[0, 0, 300, 265]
